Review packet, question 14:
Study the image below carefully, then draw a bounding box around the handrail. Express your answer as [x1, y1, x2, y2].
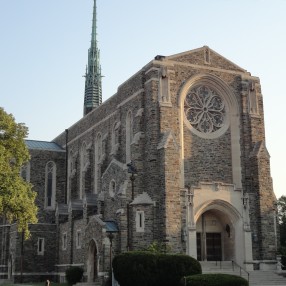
[215, 260, 222, 269]
[232, 260, 249, 284]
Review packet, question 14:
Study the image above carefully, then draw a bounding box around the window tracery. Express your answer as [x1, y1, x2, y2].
[184, 85, 226, 135]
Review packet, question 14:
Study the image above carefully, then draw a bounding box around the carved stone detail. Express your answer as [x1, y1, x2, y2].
[184, 85, 226, 134]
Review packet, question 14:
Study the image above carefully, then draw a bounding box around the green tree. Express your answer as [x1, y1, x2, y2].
[0, 107, 37, 238]
[277, 195, 286, 248]
[145, 240, 172, 253]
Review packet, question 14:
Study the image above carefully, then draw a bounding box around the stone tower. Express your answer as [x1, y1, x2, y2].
[83, 0, 102, 116]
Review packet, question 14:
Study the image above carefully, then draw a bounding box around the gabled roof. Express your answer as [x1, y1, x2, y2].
[130, 192, 155, 206]
[25, 140, 65, 152]
[165, 46, 247, 73]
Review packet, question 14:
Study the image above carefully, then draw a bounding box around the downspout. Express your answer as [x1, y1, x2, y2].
[65, 129, 69, 204]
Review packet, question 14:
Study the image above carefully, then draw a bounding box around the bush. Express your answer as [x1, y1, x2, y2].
[183, 273, 248, 286]
[113, 251, 201, 286]
[282, 255, 286, 270]
[157, 254, 201, 286]
[65, 266, 84, 286]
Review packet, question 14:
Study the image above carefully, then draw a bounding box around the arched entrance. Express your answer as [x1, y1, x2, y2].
[196, 209, 235, 261]
[87, 239, 98, 282]
[192, 199, 242, 263]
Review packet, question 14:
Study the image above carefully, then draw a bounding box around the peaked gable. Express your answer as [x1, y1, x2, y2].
[166, 46, 247, 73]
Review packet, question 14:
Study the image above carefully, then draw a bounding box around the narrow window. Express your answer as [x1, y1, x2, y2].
[67, 150, 74, 203]
[47, 171, 53, 206]
[94, 133, 102, 194]
[37, 238, 45, 255]
[109, 180, 116, 198]
[62, 233, 67, 250]
[80, 142, 88, 199]
[126, 111, 133, 163]
[97, 134, 102, 160]
[136, 211, 145, 232]
[76, 230, 82, 249]
[45, 161, 56, 209]
[111, 122, 120, 155]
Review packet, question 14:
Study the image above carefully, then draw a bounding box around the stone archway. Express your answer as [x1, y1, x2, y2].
[87, 239, 98, 282]
[196, 209, 235, 261]
[190, 198, 246, 265]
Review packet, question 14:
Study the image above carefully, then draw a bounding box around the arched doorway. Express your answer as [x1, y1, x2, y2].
[196, 209, 235, 261]
[87, 239, 98, 282]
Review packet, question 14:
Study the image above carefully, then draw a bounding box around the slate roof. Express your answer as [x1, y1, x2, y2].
[104, 220, 119, 233]
[71, 199, 83, 211]
[85, 193, 97, 206]
[57, 204, 69, 215]
[25, 140, 65, 152]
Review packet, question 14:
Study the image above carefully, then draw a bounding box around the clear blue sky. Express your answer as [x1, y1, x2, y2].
[1, 0, 285, 198]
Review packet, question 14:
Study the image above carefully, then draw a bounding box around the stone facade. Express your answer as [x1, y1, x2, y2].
[0, 46, 279, 283]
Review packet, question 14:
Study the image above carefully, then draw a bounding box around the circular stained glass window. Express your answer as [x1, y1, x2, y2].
[184, 85, 227, 137]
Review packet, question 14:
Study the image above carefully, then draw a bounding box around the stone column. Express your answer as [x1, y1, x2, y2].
[186, 188, 197, 258]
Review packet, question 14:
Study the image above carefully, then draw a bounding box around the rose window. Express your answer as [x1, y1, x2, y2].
[184, 85, 226, 134]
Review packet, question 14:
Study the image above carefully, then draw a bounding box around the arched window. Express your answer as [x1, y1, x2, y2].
[45, 161, 56, 209]
[94, 133, 102, 194]
[111, 122, 120, 155]
[109, 180, 116, 198]
[67, 150, 75, 202]
[97, 133, 102, 160]
[126, 111, 133, 163]
[80, 142, 88, 199]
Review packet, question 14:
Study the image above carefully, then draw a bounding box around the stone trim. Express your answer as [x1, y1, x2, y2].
[153, 59, 251, 77]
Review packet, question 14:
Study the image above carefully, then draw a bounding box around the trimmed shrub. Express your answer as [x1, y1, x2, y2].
[113, 251, 158, 286]
[183, 273, 248, 286]
[65, 266, 84, 286]
[113, 251, 201, 286]
[282, 255, 286, 270]
[157, 253, 201, 286]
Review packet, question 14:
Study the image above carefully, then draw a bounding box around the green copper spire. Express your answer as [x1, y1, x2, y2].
[83, 0, 102, 116]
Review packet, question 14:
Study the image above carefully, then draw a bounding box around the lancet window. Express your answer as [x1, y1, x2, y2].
[126, 111, 133, 163]
[45, 161, 56, 209]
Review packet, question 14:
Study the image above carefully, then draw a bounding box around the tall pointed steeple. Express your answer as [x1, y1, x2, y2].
[83, 0, 102, 116]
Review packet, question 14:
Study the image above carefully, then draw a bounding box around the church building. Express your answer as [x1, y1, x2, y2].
[0, 0, 279, 284]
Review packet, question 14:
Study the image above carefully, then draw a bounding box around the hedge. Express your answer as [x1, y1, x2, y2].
[282, 255, 286, 270]
[113, 251, 201, 286]
[183, 273, 248, 286]
[65, 266, 84, 286]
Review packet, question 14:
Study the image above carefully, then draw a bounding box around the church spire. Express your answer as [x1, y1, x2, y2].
[83, 0, 102, 116]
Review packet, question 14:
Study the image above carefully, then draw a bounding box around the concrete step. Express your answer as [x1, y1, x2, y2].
[200, 261, 286, 286]
[75, 279, 102, 286]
